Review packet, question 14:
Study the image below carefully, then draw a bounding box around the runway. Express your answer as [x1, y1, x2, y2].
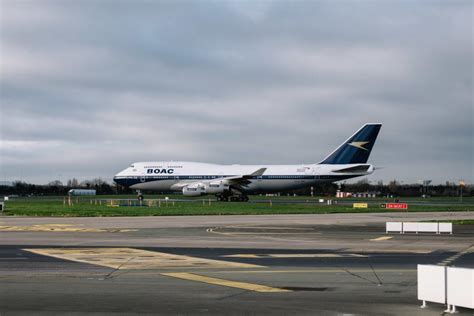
[0, 212, 473, 315]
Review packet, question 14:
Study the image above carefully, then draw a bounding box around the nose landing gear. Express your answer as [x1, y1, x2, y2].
[136, 190, 144, 202]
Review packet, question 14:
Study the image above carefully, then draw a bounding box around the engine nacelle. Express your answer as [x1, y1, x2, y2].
[182, 181, 229, 196]
[204, 181, 229, 194]
[182, 183, 205, 196]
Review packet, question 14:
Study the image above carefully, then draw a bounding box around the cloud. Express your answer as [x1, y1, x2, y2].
[0, 0, 472, 184]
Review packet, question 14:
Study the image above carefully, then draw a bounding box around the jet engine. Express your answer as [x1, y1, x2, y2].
[182, 183, 205, 196]
[182, 181, 230, 196]
[204, 181, 229, 194]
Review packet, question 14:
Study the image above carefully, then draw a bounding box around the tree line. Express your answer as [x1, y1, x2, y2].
[0, 178, 471, 197]
[0, 178, 133, 196]
[292, 179, 472, 197]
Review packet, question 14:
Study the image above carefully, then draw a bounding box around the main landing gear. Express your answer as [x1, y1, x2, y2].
[216, 190, 249, 202]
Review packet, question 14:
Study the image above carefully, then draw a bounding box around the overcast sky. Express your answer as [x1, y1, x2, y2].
[0, 0, 472, 185]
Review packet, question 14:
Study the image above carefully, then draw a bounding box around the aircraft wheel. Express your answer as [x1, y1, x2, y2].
[217, 195, 229, 202]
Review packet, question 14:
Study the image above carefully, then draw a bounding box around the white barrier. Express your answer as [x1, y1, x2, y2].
[447, 267, 474, 312]
[417, 222, 439, 233]
[386, 222, 402, 233]
[418, 265, 474, 313]
[402, 222, 419, 233]
[403, 222, 439, 234]
[385, 222, 453, 234]
[439, 222, 453, 234]
[418, 265, 447, 308]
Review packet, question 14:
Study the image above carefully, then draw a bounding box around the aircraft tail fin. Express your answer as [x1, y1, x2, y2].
[319, 123, 382, 165]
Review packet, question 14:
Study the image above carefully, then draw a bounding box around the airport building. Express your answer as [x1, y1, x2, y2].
[336, 190, 378, 198]
[68, 189, 96, 196]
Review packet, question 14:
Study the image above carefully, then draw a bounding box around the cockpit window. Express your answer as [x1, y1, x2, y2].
[130, 164, 135, 168]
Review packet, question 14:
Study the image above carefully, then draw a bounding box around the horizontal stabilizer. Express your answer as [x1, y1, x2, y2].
[332, 164, 371, 173]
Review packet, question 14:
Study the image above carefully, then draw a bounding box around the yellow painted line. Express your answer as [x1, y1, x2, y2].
[370, 236, 393, 241]
[0, 224, 135, 233]
[161, 272, 291, 293]
[23, 248, 263, 269]
[222, 253, 367, 259]
[36, 224, 73, 227]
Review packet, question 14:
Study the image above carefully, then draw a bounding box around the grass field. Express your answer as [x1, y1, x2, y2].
[1, 195, 473, 217]
[425, 219, 474, 225]
[448, 220, 474, 225]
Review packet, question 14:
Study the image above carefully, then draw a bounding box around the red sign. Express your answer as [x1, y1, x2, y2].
[385, 203, 408, 210]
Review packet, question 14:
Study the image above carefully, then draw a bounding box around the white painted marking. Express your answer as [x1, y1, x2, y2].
[438, 245, 474, 266]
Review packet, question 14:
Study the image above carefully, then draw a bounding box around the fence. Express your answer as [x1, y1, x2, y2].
[100, 198, 180, 207]
[386, 222, 452, 234]
[418, 265, 474, 313]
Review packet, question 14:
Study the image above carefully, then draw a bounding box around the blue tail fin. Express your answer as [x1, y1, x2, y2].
[319, 124, 382, 165]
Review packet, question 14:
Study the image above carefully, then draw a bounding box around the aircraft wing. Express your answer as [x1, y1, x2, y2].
[220, 168, 267, 187]
[170, 168, 266, 190]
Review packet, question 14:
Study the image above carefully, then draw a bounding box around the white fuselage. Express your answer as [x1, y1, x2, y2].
[113, 161, 373, 193]
[113, 124, 381, 196]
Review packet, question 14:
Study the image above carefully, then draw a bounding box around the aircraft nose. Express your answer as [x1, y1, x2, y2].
[113, 175, 129, 187]
[113, 168, 130, 187]
[113, 175, 122, 184]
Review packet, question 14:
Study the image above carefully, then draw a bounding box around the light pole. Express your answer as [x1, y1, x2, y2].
[459, 180, 465, 203]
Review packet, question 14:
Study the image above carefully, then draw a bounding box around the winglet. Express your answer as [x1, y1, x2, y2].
[250, 168, 267, 176]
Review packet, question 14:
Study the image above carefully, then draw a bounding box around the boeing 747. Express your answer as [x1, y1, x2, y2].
[113, 123, 382, 201]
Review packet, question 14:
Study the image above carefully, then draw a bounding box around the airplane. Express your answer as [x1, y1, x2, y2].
[113, 123, 382, 201]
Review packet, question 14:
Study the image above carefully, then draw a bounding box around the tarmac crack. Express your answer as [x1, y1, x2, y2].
[341, 256, 383, 286]
[101, 256, 136, 280]
[217, 289, 252, 301]
[342, 268, 381, 286]
[367, 259, 383, 285]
